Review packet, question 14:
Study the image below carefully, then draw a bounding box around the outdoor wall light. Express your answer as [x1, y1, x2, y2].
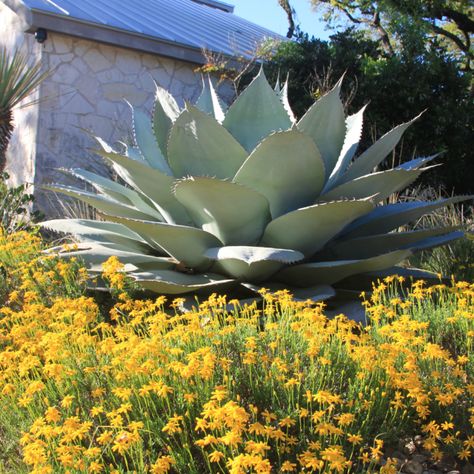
[35, 28, 48, 43]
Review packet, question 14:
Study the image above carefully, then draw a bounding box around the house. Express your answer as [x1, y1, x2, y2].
[1, 0, 281, 214]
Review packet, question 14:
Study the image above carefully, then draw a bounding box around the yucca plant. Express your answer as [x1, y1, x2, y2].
[0, 47, 48, 173]
[42, 71, 471, 302]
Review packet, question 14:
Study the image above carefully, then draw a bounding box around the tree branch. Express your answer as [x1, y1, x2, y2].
[278, 0, 296, 38]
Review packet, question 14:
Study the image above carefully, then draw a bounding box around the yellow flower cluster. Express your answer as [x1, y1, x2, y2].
[0, 231, 473, 473]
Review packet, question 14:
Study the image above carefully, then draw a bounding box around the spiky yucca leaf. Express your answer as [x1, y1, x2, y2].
[0, 48, 48, 173]
[42, 71, 472, 302]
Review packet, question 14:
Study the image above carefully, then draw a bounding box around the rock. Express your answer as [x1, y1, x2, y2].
[393, 451, 408, 463]
[403, 461, 424, 474]
[402, 438, 417, 455]
[414, 435, 424, 448]
[447, 471, 461, 474]
[412, 454, 429, 464]
[462, 464, 474, 474]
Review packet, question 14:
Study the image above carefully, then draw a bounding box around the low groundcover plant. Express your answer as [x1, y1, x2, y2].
[0, 230, 473, 473]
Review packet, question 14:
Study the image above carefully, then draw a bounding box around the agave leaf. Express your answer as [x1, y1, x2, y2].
[337, 266, 441, 291]
[297, 76, 345, 179]
[58, 168, 162, 219]
[397, 154, 439, 170]
[243, 282, 336, 302]
[45, 184, 163, 221]
[125, 145, 149, 163]
[58, 168, 135, 206]
[279, 75, 295, 123]
[131, 270, 235, 295]
[174, 177, 271, 246]
[205, 246, 304, 281]
[341, 114, 422, 183]
[274, 73, 281, 93]
[276, 249, 412, 286]
[41, 219, 149, 253]
[153, 83, 181, 157]
[95, 149, 191, 225]
[222, 68, 292, 152]
[324, 105, 367, 191]
[168, 105, 248, 179]
[234, 129, 325, 217]
[261, 199, 374, 256]
[130, 104, 173, 175]
[49, 242, 174, 271]
[318, 167, 429, 203]
[320, 227, 462, 260]
[341, 195, 474, 239]
[195, 76, 227, 123]
[100, 215, 222, 270]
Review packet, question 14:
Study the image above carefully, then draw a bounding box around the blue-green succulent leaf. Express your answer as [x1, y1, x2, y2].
[325, 105, 367, 191]
[297, 76, 345, 180]
[320, 227, 461, 260]
[58, 168, 135, 206]
[318, 167, 430, 203]
[342, 196, 474, 238]
[234, 129, 325, 217]
[168, 105, 248, 179]
[130, 270, 235, 295]
[223, 68, 292, 152]
[205, 245, 304, 281]
[341, 113, 422, 183]
[153, 83, 181, 157]
[195, 76, 227, 123]
[41, 219, 149, 253]
[276, 249, 412, 286]
[95, 149, 191, 225]
[99, 215, 222, 270]
[130, 104, 173, 175]
[58, 168, 162, 218]
[279, 75, 295, 123]
[174, 177, 271, 246]
[49, 242, 174, 272]
[397, 154, 439, 170]
[261, 199, 374, 256]
[44, 184, 163, 221]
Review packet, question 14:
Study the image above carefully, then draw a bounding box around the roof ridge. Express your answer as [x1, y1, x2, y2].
[190, 0, 234, 14]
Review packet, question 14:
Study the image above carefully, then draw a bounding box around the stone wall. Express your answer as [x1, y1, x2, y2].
[3, 7, 232, 216]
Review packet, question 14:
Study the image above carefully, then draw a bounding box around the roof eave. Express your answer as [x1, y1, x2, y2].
[12, 4, 246, 66]
[31, 11, 212, 64]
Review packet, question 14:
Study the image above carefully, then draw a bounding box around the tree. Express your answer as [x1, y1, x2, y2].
[0, 48, 47, 174]
[309, 0, 474, 70]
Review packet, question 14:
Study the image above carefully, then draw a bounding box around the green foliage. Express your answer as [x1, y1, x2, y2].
[0, 253, 474, 472]
[0, 172, 41, 234]
[42, 73, 469, 300]
[406, 187, 474, 281]
[309, 0, 474, 70]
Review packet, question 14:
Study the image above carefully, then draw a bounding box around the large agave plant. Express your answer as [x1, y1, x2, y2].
[43, 71, 471, 302]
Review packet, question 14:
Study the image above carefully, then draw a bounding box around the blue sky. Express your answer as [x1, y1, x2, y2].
[230, 0, 331, 40]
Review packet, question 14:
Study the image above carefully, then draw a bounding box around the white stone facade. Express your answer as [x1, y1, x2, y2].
[3, 6, 229, 215]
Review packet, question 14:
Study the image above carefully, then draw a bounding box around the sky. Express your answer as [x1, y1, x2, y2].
[229, 0, 331, 40]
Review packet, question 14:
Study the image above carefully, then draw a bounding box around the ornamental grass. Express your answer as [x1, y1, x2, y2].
[0, 230, 473, 473]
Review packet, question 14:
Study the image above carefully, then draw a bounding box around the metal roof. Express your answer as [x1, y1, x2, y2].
[6, 0, 283, 63]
